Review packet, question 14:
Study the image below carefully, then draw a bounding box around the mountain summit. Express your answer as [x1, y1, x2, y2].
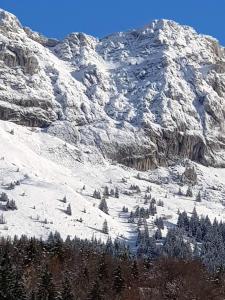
[0, 9, 225, 170]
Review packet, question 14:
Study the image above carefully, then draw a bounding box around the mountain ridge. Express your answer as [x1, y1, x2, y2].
[0, 8, 225, 170]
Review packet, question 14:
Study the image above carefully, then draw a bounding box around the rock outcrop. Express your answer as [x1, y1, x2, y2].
[0, 9, 225, 168]
[181, 163, 198, 185]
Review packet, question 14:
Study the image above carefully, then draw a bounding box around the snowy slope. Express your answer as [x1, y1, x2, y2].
[0, 120, 225, 245]
[0, 9, 225, 244]
[0, 9, 225, 169]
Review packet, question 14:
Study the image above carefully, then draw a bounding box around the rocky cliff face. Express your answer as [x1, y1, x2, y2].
[0, 9, 225, 169]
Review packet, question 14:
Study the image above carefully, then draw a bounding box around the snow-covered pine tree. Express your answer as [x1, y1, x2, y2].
[163, 228, 192, 259]
[62, 196, 67, 203]
[193, 242, 200, 259]
[61, 272, 74, 300]
[154, 217, 164, 230]
[189, 207, 199, 236]
[110, 188, 115, 196]
[7, 182, 15, 190]
[146, 186, 152, 193]
[0, 213, 6, 224]
[130, 260, 139, 280]
[122, 206, 128, 213]
[66, 204, 72, 216]
[177, 211, 189, 231]
[112, 265, 124, 295]
[149, 201, 157, 216]
[102, 219, 109, 234]
[186, 186, 193, 197]
[6, 199, 17, 210]
[157, 200, 164, 207]
[103, 186, 110, 198]
[115, 187, 119, 198]
[128, 211, 135, 223]
[36, 265, 57, 300]
[196, 226, 203, 242]
[93, 190, 101, 199]
[178, 187, 183, 196]
[155, 228, 162, 240]
[0, 251, 20, 300]
[196, 191, 202, 202]
[87, 280, 103, 300]
[0, 192, 9, 202]
[98, 198, 109, 214]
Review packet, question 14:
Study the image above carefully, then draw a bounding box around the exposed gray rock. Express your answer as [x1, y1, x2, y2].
[0, 10, 225, 169]
[23, 27, 60, 47]
[181, 163, 198, 185]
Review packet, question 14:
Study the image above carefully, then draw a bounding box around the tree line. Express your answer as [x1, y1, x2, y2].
[0, 231, 225, 299]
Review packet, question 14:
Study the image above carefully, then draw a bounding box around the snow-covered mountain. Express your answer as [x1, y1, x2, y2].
[1, 9, 225, 168]
[0, 8, 225, 242]
[1, 119, 225, 243]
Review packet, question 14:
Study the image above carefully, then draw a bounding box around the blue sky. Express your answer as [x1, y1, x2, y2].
[1, 0, 224, 45]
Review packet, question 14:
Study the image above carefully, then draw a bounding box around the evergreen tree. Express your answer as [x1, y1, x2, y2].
[122, 206, 128, 213]
[142, 219, 150, 247]
[199, 215, 211, 239]
[157, 200, 164, 207]
[146, 186, 152, 193]
[0, 213, 6, 224]
[36, 265, 57, 300]
[66, 204, 72, 216]
[0, 192, 9, 202]
[13, 267, 27, 300]
[144, 197, 148, 205]
[103, 186, 110, 198]
[10, 129, 14, 135]
[189, 207, 199, 237]
[97, 255, 108, 281]
[112, 265, 124, 295]
[93, 190, 101, 199]
[155, 228, 162, 240]
[136, 185, 141, 193]
[62, 196, 67, 203]
[146, 237, 159, 260]
[30, 291, 36, 300]
[0, 251, 17, 300]
[163, 228, 192, 259]
[115, 187, 119, 198]
[47, 232, 64, 259]
[186, 186, 193, 197]
[196, 227, 203, 242]
[151, 198, 156, 205]
[131, 260, 139, 280]
[87, 280, 103, 300]
[98, 198, 109, 214]
[136, 228, 142, 246]
[178, 187, 183, 196]
[177, 211, 189, 231]
[193, 243, 200, 259]
[61, 272, 74, 300]
[134, 206, 140, 218]
[154, 217, 164, 230]
[201, 226, 225, 272]
[6, 199, 17, 210]
[196, 191, 202, 202]
[8, 182, 16, 190]
[137, 217, 142, 227]
[102, 220, 109, 234]
[128, 211, 134, 223]
[149, 201, 157, 216]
